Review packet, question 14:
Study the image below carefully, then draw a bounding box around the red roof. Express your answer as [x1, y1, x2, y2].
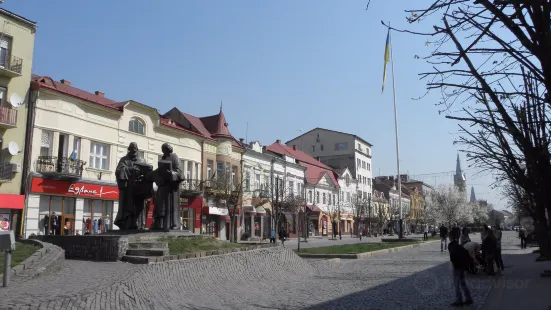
[31, 75, 208, 140]
[266, 142, 339, 188]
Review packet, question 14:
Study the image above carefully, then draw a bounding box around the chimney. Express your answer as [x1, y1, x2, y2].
[239, 138, 244, 143]
[60, 79, 71, 86]
[292, 145, 296, 150]
[262, 146, 267, 152]
[95, 91, 104, 97]
[276, 139, 281, 144]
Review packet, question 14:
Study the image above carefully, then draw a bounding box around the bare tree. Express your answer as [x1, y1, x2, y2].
[323, 191, 341, 239]
[351, 192, 366, 237]
[401, 0, 551, 257]
[204, 165, 244, 243]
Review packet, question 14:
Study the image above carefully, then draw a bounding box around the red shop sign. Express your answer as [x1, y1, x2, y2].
[30, 178, 119, 199]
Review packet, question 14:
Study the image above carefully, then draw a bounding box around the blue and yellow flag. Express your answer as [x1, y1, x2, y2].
[382, 28, 391, 93]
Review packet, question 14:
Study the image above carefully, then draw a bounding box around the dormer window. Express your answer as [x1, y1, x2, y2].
[345, 174, 350, 186]
[129, 118, 145, 135]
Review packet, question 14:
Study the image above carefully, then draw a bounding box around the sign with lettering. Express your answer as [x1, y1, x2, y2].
[30, 178, 119, 199]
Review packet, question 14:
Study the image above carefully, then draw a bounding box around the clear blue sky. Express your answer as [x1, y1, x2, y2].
[5, 0, 504, 208]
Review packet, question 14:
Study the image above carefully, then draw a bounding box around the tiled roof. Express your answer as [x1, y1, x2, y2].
[181, 112, 213, 138]
[32, 75, 207, 140]
[199, 106, 232, 138]
[266, 141, 339, 188]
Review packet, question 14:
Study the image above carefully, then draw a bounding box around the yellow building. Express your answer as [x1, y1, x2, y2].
[406, 186, 425, 233]
[0, 8, 36, 234]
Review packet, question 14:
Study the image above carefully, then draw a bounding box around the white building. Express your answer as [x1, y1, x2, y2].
[334, 167, 359, 234]
[266, 140, 339, 237]
[241, 141, 306, 239]
[23, 76, 206, 237]
[285, 128, 373, 202]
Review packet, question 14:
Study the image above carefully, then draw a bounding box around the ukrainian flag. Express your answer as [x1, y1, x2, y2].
[382, 28, 391, 93]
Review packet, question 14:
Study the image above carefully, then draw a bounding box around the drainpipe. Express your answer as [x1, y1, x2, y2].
[20, 85, 39, 238]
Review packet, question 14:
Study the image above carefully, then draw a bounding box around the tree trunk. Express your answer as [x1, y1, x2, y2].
[534, 203, 551, 259]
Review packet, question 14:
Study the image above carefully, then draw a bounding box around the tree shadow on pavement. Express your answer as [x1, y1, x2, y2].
[301, 252, 546, 310]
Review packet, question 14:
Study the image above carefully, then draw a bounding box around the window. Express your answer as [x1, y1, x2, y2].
[216, 162, 224, 180]
[128, 118, 145, 135]
[232, 166, 238, 185]
[346, 192, 350, 202]
[312, 145, 315, 152]
[357, 158, 361, 167]
[83, 199, 114, 234]
[363, 191, 367, 199]
[332, 194, 336, 205]
[89, 141, 110, 170]
[256, 174, 261, 191]
[308, 190, 313, 203]
[328, 194, 332, 205]
[187, 161, 193, 180]
[316, 191, 320, 203]
[38, 195, 76, 236]
[0, 36, 11, 69]
[362, 161, 366, 169]
[345, 175, 350, 186]
[245, 171, 251, 191]
[0, 86, 6, 106]
[181, 208, 195, 231]
[341, 192, 344, 202]
[358, 143, 362, 151]
[194, 162, 200, 180]
[367, 163, 371, 171]
[40, 130, 53, 157]
[225, 163, 231, 181]
[334, 142, 348, 151]
[320, 144, 324, 151]
[364, 176, 367, 184]
[366, 148, 370, 156]
[207, 160, 213, 179]
[322, 193, 326, 204]
[368, 178, 372, 186]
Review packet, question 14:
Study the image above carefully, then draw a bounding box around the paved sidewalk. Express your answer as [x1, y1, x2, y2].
[482, 234, 551, 310]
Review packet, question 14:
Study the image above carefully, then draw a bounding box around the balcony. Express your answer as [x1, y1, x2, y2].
[180, 179, 203, 197]
[0, 55, 23, 77]
[0, 161, 13, 181]
[0, 106, 17, 127]
[36, 156, 86, 180]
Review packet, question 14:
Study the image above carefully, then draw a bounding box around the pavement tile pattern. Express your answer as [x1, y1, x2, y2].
[1, 235, 520, 310]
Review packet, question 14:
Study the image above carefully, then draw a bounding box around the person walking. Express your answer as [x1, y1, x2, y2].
[423, 224, 429, 241]
[481, 226, 497, 276]
[448, 228, 474, 307]
[269, 230, 276, 244]
[494, 225, 504, 272]
[519, 226, 527, 249]
[279, 228, 286, 247]
[440, 223, 449, 252]
[459, 227, 471, 245]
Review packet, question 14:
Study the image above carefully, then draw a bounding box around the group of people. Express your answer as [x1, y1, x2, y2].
[438, 223, 505, 307]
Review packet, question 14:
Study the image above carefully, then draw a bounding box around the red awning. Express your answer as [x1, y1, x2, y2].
[307, 205, 321, 212]
[0, 194, 25, 209]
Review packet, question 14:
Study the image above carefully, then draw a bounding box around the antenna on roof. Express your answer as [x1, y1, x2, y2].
[220, 100, 223, 112]
[245, 122, 249, 144]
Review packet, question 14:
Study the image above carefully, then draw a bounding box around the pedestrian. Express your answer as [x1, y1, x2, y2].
[519, 226, 527, 249]
[459, 227, 471, 245]
[493, 225, 504, 272]
[279, 228, 286, 247]
[423, 224, 429, 241]
[481, 225, 488, 242]
[270, 230, 276, 244]
[481, 226, 497, 276]
[440, 223, 449, 252]
[448, 230, 474, 307]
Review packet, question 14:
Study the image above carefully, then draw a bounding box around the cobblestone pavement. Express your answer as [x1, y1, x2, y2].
[0, 233, 515, 310]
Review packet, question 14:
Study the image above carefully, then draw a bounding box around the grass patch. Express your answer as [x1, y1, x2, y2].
[160, 237, 245, 255]
[0, 242, 40, 272]
[296, 242, 418, 255]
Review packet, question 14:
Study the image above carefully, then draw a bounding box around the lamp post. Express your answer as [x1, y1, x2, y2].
[368, 195, 372, 237]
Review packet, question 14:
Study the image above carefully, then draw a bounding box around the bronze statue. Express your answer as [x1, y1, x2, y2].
[114, 142, 153, 230]
[152, 143, 182, 231]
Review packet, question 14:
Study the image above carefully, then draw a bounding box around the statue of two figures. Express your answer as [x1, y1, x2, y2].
[114, 142, 183, 232]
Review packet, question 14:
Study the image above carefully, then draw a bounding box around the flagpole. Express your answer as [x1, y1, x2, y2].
[388, 25, 404, 239]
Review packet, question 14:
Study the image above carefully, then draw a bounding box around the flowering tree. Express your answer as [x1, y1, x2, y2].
[469, 202, 489, 226]
[425, 184, 470, 226]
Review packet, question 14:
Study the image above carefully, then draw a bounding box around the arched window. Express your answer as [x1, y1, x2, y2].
[129, 118, 145, 135]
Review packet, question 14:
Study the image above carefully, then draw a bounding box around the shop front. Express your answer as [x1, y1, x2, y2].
[180, 196, 201, 233]
[306, 205, 321, 236]
[0, 194, 25, 235]
[201, 197, 230, 240]
[25, 177, 119, 237]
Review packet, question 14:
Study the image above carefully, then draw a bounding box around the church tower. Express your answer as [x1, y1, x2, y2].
[470, 186, 477, 203]
[454, 154, 467, 193]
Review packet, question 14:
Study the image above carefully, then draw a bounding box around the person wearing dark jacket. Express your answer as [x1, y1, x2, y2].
[440, 224, 449, 252]
[481, 226, 497, 275]
[448, 233, 474, 307]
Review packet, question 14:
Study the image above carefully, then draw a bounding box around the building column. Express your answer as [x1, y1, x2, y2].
[75, 198, 84, 234]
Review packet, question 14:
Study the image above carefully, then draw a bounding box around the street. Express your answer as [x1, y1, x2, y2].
[1, 231, 535, 309]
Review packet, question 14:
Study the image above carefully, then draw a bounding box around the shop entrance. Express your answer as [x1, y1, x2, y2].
[83, 199, 114, 234]
[39, 196, 76, 235]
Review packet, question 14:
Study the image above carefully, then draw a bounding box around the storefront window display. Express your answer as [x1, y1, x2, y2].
[83, 199, 114, 234]
[39, 196, 76, 235]
[181, 208, 194, 231]
[254, 216, 262, 237]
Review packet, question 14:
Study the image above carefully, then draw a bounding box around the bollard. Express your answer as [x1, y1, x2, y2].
[3, 249, 11, 287]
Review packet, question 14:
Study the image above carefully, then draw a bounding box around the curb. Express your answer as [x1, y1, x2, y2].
[296, 240, 440, 259]
[3, 239, 65, 281]
[128, 243, 279, 264]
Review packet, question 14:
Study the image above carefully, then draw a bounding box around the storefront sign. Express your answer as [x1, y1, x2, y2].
[0, 214, 10, 231]
[31, 178, 119, 199]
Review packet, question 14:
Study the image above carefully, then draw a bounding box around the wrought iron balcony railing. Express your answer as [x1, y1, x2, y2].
[36, 156, 86, 178]
[0, 162, 13, 180]
[0, 55, 23, 75]
[0, 106, 17, 127]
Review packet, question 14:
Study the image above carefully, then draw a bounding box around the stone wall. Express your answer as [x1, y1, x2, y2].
[32, 235, 128, 262]
[6, 239, 65, 281]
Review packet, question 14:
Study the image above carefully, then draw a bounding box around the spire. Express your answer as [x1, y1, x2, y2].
[220, 100, 223, 113]
[455, 153, 462, 176]
[470, 186, 477, 203]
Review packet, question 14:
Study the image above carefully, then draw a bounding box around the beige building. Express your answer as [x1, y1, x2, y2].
[23, 76, 206, 237]
[0, 8, 36, 234]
